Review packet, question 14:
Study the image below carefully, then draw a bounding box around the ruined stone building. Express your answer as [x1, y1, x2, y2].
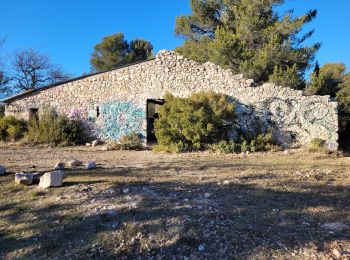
[2, 50, 339, 149]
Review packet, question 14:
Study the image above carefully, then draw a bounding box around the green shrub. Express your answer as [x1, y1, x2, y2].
[154, 91, 236, 152]
[308, 138, 328, 152]
[251, 130, 281, 152]
[210, 140, 240, 154]
[0, 106, 4, 118]
[108, 132, 143, 150]
[118, 132, 143, 150]
[0, 116, 27, 141]
[240, 140, 249, 153]
[62, 119, 89, 145]
[27, 108, 89, 145]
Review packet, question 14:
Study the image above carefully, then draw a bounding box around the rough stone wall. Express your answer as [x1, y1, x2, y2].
[4, 50, 338, 149]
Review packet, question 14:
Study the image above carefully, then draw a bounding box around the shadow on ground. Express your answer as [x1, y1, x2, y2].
[0, 158, 349, 259]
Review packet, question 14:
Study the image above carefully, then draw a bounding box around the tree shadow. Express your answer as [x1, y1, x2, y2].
[1, 164, 349, 258]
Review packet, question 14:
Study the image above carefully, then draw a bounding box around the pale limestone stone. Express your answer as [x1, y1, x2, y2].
[67, 159, 82, 167]
[39, 171, 64, 188]
[3, 50, 338, 150]
[15, 173, 33, 185]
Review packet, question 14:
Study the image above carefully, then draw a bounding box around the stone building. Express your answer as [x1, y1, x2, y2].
[2, 50, 338, 149]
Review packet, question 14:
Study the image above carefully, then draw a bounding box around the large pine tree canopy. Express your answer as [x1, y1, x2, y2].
[175, 0, 320, 89]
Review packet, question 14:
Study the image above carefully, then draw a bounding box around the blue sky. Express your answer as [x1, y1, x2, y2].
[0, 0, 349, 77]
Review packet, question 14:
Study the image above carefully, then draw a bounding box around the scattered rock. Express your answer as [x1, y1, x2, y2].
[204, 193, 211, 199]
[223, 180, 230, 185]
[39, 170, 64, 189]
[283, 150, 289, 155]
[105, 209, 118, 217]
[198, 243, 205, 252]
[0, 165, 6, 175]
[321, 222, 349, 232]
[92, 140, 99, 146]
[110, 222, 119, 228]
[67, 159, 83, 167]
[123, 188, 129, 194]
[86, 161, 97, 170]
[86, 143, 92, 147]
[107, 188, 115, 194]
[332, 249, 341, 258]
[81, 186, 92, 192]
[54, 162, 65, 170]
[101, 146, 110, 151]
[15, 173, 34, 185]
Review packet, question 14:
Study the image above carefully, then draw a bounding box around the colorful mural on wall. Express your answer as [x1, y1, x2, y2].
[99, 100, 145, 141]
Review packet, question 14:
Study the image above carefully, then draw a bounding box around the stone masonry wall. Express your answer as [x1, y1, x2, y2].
[4, 50, 338, 149]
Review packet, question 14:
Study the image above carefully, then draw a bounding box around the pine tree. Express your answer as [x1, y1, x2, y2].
[175, 0, 320, 89]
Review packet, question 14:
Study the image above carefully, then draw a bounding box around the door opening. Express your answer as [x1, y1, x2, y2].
[146, 99, 164, 144]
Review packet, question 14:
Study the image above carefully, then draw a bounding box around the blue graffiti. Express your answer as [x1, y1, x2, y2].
[100, 100, 145, 141]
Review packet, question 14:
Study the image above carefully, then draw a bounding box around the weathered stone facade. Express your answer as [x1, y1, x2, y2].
[3, 50, 338, 149]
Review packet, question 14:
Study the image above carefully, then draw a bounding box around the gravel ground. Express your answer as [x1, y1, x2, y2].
[1, 145, 350, 259]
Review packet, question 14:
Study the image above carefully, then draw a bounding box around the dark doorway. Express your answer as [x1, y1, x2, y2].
[29, 108, 39, 121]
[147, 99, 164, 144]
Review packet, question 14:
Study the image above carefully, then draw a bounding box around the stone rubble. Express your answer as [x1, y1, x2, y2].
[4, 50, 338, 149]
[86, 161, 97, 170]
[15, 173, 34, 185]
[54, 162, 65, 170]
[67, 159, 83, 167]
[39, 170, 64, 189]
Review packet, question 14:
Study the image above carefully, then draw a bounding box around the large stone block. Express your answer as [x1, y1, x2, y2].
[39, 170, 64, 189]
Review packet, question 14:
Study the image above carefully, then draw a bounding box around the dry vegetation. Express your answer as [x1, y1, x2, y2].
[1, 145, 350, 259]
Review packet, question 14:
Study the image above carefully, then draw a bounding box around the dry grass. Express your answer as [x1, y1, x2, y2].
[0, 145, 350, 259]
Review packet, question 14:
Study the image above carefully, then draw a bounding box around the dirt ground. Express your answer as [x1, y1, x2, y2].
[1, 145, 350, 259]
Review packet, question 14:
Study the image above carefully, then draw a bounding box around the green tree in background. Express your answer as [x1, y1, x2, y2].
[306, 62, 350, 146]
[90, 33, 154, 72]
[306, 62, 346, 97]
[175, 0, 320, 89]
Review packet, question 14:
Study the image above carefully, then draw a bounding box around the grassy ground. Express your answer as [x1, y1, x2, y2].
[0, 145, 350, 259]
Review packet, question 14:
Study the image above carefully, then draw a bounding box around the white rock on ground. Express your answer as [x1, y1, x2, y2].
[0, 166, 6, 175]
[92, 140, 99, 146]
[15, 173, 34, 185]
[86, 161, 97, 170]
[39, 170, 64, 189]
[86, 143, 92, 147]
[67, 159, 83, 167]
[54, 162, 65, 170]
[204, 193, 211, 199]
[321, 222, 350, 232]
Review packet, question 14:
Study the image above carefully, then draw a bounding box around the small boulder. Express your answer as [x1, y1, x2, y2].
[86, 143, 92, 147]
[101, 146, 110, 151]
[54, 162, 65, 170]
[39, 170, 64, 189]
[204, 193, 211, 199]
[321, 222, 349, 232]
[15, 173, 34, 185]
[86, 161, 97, 170]
[92, 140, 99, 146]
[67, 159, 83, 167]
[0, 166, 6, 175]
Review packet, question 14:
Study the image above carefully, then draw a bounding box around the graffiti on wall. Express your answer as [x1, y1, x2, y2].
[99, 100, 145, 141]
